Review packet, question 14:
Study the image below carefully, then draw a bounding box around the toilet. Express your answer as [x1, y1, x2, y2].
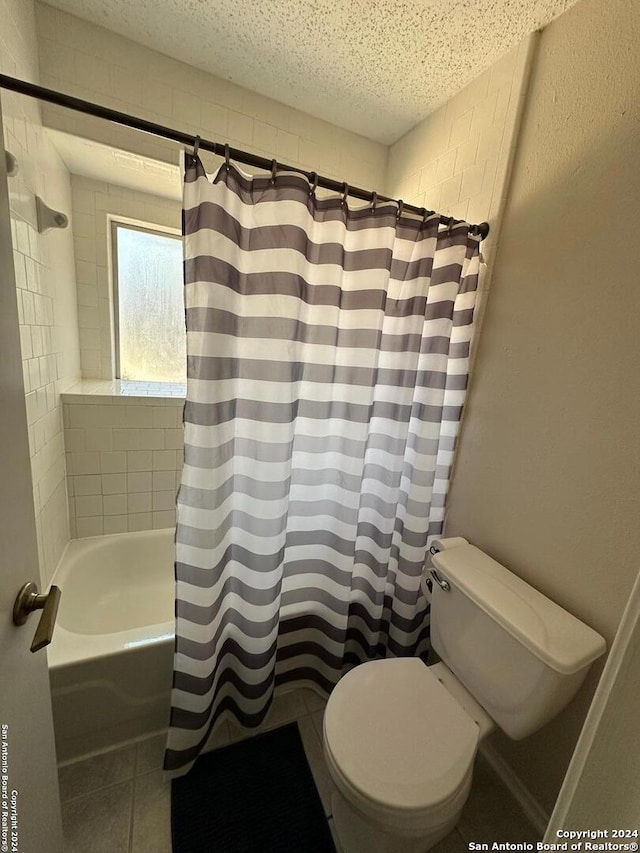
[323, 542, 606, 853]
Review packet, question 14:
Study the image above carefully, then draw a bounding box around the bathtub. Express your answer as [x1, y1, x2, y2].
[48, 528, 175, 763]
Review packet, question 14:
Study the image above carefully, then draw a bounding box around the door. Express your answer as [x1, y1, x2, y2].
[0, 99, 64, 852]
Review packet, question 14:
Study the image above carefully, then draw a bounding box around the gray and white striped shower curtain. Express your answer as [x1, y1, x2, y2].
[165, 155, 480, 772]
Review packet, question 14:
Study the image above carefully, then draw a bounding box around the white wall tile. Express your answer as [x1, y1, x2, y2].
[153, 450, 177, 471]
[102, 472, 127, 494]
[103, 494, 127, 516]
[84, 427, 113, 451]
[127, 472, 152, 493]
[76, 516, 103, 537]
[113, 429, 141, 451]
[163, 429, 183, 450]
[100, 451, 127, 473]
[1, 0, 82, 584]
[152, 490, 176, 512]
[152, 407, 178, 428]
[63, 394, 183, 534]
[152, 510, 175, 529]
[103, 515, 128, 534]
[73, 474, 101, 495]
[152, 471, 176, 491]
[75, 494, 103, 517]
[127, 492, 152, 514]
[71, 451, 100, 474]
[128, 512, 152, 532]
[126, 406, 155, 428]
[127, 450, 153, 471]
[146, 429, 166, 450]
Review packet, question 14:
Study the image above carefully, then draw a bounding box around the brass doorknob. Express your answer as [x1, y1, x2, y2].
[13, 582, 62, 652]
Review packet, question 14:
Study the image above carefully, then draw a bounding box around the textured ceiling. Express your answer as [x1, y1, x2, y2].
[44, 0, 579, 144]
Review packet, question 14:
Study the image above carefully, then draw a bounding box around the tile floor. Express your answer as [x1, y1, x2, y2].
[58, 688, 541, 853]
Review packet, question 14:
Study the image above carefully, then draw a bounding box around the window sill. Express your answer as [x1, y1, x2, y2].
[61, 379, 186, 405]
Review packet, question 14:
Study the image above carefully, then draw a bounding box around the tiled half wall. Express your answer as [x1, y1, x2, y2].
[63, 390, 184, 536]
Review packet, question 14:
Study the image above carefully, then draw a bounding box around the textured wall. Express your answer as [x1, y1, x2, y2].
[34, 2, 387, 192]
[70, 176, 180, 379]
[0, 0, 80, 585]
[546, 571, 640, 830]
[445, 0, 640, 817]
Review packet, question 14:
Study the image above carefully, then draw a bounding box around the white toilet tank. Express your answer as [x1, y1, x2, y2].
[429, 544, 606, 740]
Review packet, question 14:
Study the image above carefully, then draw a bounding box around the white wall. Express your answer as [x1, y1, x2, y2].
[35, 2, 387, 193]
[0, 0, 80, 585]
[445, 0, 640, 817]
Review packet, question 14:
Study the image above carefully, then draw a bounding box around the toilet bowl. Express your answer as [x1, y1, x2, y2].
[322, 542, 607, 853]
[323, 658, 480, 853]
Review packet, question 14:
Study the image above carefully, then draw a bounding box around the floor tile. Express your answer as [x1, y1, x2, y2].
[431, 829, 471, 853]
[54, 688, 539, 853]
[61, 780, 133, 853]
[58, 744, 136, 802]
[297, 715, 338, 818]
[329, 817, 344, 853]
[227, 718, 250, 744]
[260, 689, 308, 731]
[300, 687, 329, 713]
[135, 733, 167, 775]
[225, 690, 309, 743]
[201, 719, 231, 753]
[131, 771, 172, 853]
[312, 708, 325, 740]
[457, 753, 541, 843]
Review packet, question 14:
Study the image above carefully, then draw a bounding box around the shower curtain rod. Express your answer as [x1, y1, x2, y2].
[0, 73, 490, 239]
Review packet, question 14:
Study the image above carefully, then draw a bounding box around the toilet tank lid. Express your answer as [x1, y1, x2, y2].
[432, 545, 606, 675]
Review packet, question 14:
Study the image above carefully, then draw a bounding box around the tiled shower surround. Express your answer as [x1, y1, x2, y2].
[63, 385, 184, 536]
[1, 0, 82, 586]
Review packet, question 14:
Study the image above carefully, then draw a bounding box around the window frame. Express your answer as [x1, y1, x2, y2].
[109, 217, 182, 381]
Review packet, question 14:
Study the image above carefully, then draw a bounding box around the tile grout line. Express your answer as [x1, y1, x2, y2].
[60, 775, 135, 806]
[296, 710, 334, 820]
[127, 742, 140, 853]
[58, 694, 330, 851]
[56, 689, 539, 851]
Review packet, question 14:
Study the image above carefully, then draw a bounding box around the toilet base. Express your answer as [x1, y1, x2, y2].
[331, 790, 460, 853]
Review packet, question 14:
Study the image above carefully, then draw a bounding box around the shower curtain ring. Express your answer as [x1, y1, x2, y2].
[271, 159, 277, 185]
[397, 199, 404, 220]
[370, 191, 377, 212]
[309, 171, 318, 196]
[341, 182, 349, 208]
[192, 135, 200, 160]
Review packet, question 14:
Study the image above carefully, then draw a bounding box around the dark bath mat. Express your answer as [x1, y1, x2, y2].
[171, 722, 336, 853]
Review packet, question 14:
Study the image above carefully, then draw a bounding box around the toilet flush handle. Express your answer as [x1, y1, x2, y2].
[429, 569, 450, 592]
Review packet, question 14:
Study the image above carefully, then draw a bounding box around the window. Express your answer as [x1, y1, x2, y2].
[112, 221, 186, 383]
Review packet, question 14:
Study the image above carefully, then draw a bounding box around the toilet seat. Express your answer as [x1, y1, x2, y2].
[323, 658, 479, 830]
